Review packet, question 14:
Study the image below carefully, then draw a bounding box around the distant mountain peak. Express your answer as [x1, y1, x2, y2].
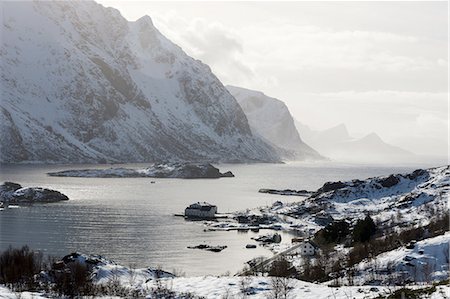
[328, 123, 350, 137]
[136, 15, 154, 27]
[361, 132, 383, 142]
[228, 86, 322, 161]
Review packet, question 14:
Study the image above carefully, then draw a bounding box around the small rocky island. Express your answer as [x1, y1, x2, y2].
[0, 182, 69, 204]
[187, 244, 227, 252]
[258, 188, 312, 196]
[48, 162, 234, 179]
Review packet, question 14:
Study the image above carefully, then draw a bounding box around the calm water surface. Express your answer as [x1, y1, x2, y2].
[0, 161, 439, 275]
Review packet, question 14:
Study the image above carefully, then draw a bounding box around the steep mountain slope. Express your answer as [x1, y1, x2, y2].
[0, 1, 279, 163]
[295, 122, 413, 163]
[227, 86, 321, 160]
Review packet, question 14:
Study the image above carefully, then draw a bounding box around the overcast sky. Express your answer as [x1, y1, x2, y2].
[98, 1, 448, 157]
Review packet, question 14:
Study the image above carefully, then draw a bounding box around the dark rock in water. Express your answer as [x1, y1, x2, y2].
[221, 171, 235, 177]
[253, 233, 282, 244]
[48, 162, 234, 179]
[187, 244, 227, 252]
[0, 182, 69, 204]
[258, 188, 311, 196]
[379, 175, 400, 188]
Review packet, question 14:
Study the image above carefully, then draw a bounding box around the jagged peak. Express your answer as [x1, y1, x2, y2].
[323, 123, 350, 138]
[226, 85, 285, 107]
[361, 132, 383, 142]
[135, 15, 154, 27]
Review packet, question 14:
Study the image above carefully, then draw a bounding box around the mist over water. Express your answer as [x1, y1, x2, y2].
[0, 161, 437, 276]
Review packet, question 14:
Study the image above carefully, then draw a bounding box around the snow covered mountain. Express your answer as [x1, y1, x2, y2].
[295, 122, 413, 163]
[0, 1, 279, 163]
[227, 86, 322, 160]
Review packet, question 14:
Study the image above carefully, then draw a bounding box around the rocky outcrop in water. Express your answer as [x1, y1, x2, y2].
[0, 182, 69, 204]
[48, 163, 234, 179]
[258, 188, 312, 196]
[187, 245, 227, 252]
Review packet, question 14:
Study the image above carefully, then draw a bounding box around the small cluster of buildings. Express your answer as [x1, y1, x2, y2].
[183, 202, 320, 257]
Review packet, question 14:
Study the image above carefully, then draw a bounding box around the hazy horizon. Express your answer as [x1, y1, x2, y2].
[97, 0, 448, 159]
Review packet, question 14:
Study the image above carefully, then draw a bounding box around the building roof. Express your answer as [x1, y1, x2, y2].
[187, 202, 217, 209]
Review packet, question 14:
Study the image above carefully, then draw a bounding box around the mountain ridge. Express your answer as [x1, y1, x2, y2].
[295, 121, 413, 163]
[227, 85, 322, 160]
[0, 1, 280, 164]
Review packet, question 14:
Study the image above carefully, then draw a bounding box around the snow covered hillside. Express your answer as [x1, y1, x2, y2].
[228, 86, 322, 160]
[264, 165, 449, 235]
[0, 1, 279, 163]
[356, 233, 450, 284]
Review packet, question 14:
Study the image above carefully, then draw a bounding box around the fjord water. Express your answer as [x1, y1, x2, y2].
[0, 162, 433, 276]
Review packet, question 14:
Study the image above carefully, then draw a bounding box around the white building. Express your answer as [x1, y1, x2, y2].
[297, 241, 318, 256]
[184, 202, 217, 219]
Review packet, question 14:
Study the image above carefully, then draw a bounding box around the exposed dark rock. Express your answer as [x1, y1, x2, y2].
[187, 244, 227, 252]
[315, 181, 347, 195]
[221, 171, 235, 178]
[0, 181, 22, 193]
[379, 175, 400, 188]
[253, 233, 282, 243]
[236, 214, 277, 225]
[313, 212, 334, 226]
[406, 169, 428, 180]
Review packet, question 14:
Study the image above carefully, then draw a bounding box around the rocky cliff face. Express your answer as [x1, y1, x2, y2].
[227, 86, 321, 160]
[0, 1, 279, 163]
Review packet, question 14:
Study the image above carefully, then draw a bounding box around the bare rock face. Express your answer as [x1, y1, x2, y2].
[0, 182, 69, 204]
[227, 85, 322, 160]
[0, 1, 279, 164]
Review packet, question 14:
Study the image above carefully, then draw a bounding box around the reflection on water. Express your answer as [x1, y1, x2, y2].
[0, 162, 430, 275]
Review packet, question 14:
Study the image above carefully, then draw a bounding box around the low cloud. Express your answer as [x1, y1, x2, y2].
[118, 3, 447, 158]
[152, 12, 261, 86]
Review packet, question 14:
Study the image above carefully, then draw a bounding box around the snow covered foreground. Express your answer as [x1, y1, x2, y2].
[1, 277, 449, 299]
[1, 249, 450, 298]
